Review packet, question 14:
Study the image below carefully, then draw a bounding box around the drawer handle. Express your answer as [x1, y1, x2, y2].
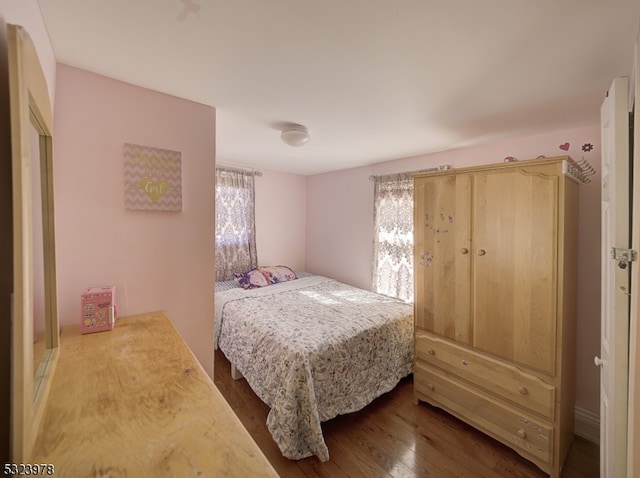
[461, 360, 469, 366]
[517, 429, 527, 439]
[461, 248, 469, 254]
[477, 249, 487, 256]
[427, 349, 435, 355]
[427, 383, 435, 391]
[518, 387, 528, 396]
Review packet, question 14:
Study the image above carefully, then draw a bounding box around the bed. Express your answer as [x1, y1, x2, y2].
[214, 268, 414, 462]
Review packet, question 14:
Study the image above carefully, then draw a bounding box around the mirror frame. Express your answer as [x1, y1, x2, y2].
[8, 24, 59, 462]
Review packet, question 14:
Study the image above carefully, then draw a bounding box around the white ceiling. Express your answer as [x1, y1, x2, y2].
[37, 0, 640, 176]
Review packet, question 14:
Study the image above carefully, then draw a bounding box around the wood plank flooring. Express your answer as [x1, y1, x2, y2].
[214, 349, 599, 477]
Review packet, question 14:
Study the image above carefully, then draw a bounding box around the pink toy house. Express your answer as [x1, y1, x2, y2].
[80, 286, 117, 334]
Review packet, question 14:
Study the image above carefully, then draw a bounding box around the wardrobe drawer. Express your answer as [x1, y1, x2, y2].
[415, 363, 553, 465]
[415, 332, 555, 419]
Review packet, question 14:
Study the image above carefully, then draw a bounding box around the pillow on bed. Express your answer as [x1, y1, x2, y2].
[235, 269, 270, 289]
[260, 265, 297, 285]
[235, 265, 298, 289]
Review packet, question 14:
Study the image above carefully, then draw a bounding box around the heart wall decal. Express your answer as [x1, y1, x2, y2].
[559, 142, 570, 151]
[140, 178, 170, 202]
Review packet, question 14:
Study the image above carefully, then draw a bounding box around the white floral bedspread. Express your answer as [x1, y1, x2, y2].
[214, 275, 414, 462]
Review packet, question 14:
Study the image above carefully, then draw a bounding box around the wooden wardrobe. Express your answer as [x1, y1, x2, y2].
[413, 156, 579, 477]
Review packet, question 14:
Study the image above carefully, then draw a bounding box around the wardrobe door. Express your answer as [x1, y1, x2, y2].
[473, 167, 558, 374]
[414, 174, 472, 344]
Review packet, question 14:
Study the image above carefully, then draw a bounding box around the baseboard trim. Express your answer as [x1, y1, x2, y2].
[575, 405, 600, 445]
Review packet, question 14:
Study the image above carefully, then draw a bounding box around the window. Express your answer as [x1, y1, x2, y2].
[372, 172, 414, 302]
[215, 168, 257, 281]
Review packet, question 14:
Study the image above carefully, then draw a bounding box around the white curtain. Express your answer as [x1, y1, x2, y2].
[215, 168, 258, 281]
[372, 172, 414, 302]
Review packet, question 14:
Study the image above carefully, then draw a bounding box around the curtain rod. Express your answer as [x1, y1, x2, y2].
[216, 164, 263, 177]
[368, 165, 450, 181]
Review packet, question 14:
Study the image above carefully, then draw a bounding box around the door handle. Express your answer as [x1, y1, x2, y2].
[594, 356, 604, 367]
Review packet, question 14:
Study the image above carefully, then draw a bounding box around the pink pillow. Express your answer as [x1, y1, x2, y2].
[260, 265, 297, 284]
[235, 269, 269, 289]
[235, 266, 298, 289]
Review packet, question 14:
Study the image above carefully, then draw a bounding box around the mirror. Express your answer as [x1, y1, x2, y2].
[30, 121, 47, 385]
[30, 114, 55, 395]
[8, 24, 59, 462]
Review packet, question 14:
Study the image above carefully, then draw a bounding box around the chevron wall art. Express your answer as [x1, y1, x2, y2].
[123, 143, 182, 212]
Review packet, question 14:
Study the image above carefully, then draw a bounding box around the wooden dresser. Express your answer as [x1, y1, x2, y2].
[413, 157, 579, 477]
[31, 312, 278, 478]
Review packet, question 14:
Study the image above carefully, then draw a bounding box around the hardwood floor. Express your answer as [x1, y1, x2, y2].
[214, 349, 599, 477]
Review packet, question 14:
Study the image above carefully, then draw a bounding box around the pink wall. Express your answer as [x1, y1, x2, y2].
[306, 124, 602, 413]
[306, 167, 374, 286]
[53, 64, 216, 376]
[254, 169, 306, 271]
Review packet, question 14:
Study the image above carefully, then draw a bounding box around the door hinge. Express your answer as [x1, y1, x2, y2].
[611, 247, 637, 269]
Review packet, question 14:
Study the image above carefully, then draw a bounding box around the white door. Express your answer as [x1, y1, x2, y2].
[600, 76, 630, 478]
[627, 42, 640, 478]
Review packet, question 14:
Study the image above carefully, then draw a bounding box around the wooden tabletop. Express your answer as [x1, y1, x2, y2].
[31, 312, 278, 477]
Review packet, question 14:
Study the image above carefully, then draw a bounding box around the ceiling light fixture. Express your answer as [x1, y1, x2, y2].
[281, 124, 310, 147]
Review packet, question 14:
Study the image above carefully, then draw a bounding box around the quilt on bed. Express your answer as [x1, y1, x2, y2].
[214, 275, 414, 462]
